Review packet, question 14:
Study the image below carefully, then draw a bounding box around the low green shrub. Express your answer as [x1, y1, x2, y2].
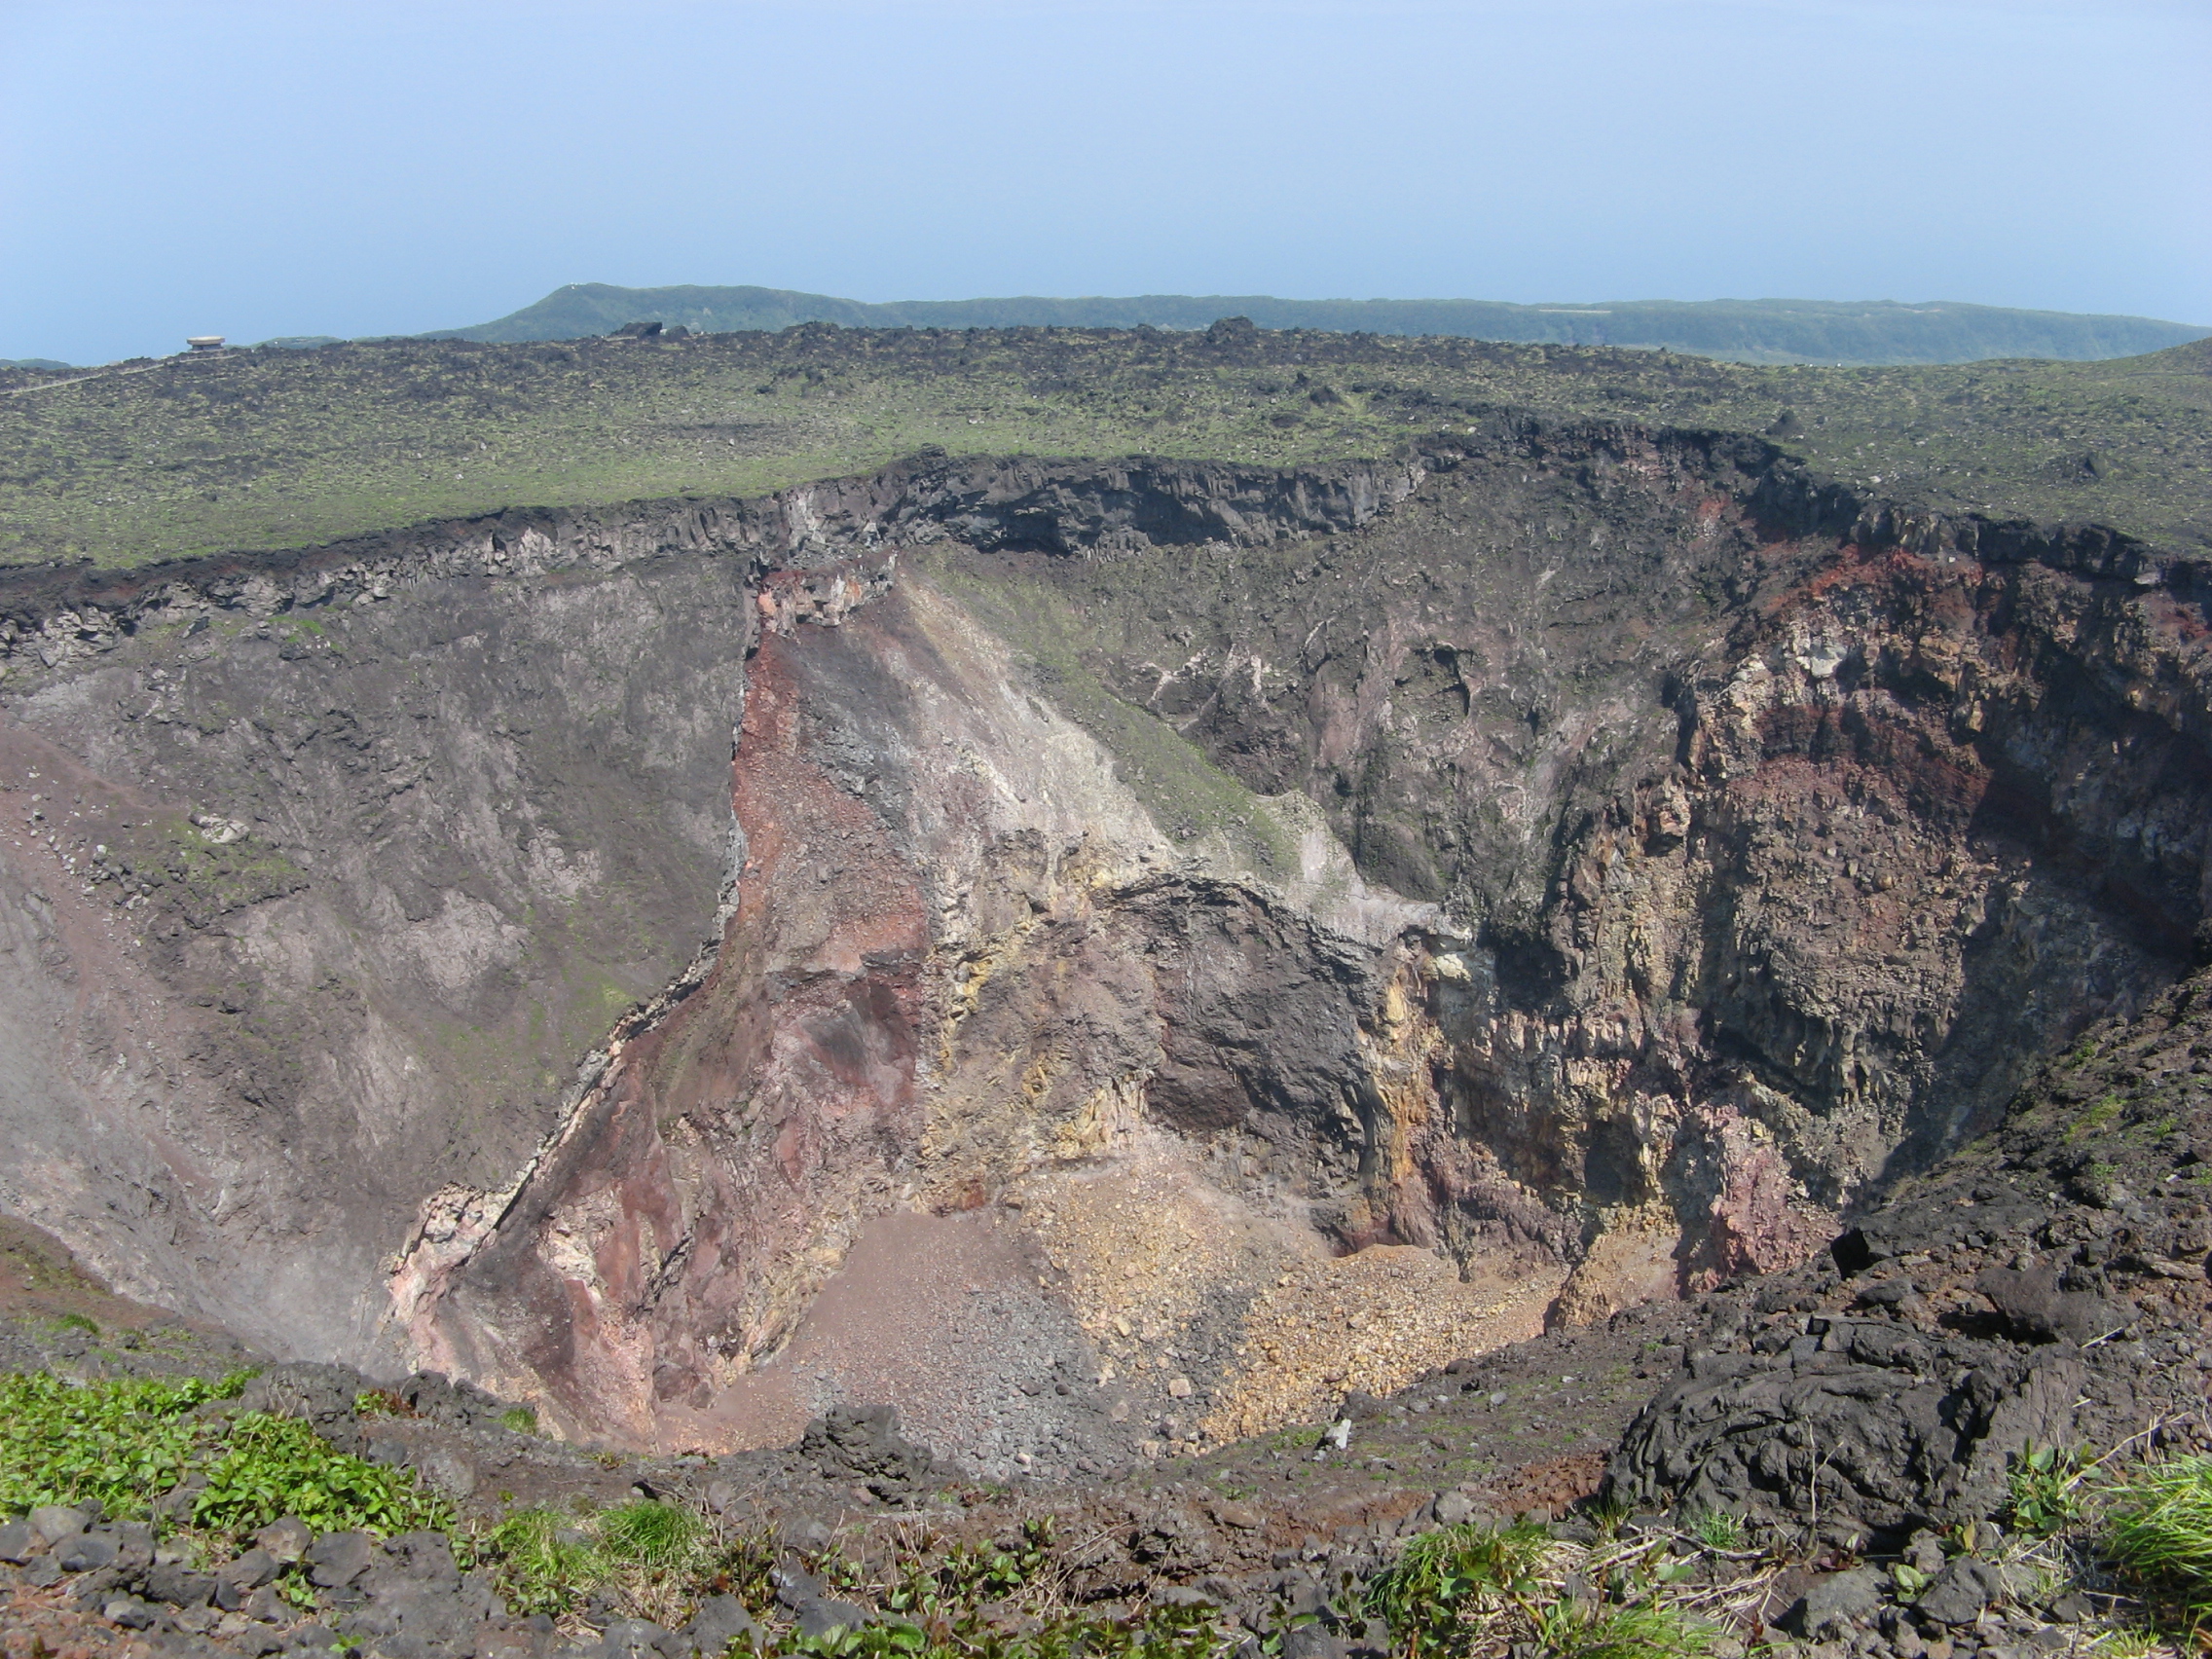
[776, 1601, 1220, 1659]
[0, 1368, 448, 1549]
[0, 1370, 241, 1519]
[192, 1412, 452, 1544]
[886, 1519, 1055, 1617]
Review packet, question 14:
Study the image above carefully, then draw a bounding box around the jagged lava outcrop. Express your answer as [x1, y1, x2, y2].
[0, 430, 2204, 1466]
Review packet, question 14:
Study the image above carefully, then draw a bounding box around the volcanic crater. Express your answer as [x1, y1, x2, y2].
[0, 417, 2205, 1490]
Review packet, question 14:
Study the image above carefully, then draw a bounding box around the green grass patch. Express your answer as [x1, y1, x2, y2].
[2103, 1455, 2212, 1625]
[2071, 1094, 2126, 1141]
[477, 1497, 754, 1625]
[478, 1503, 608, 1618]
[1689, 1509, 1745, 1552]
[1528, 1598, 1722, 1659]
[597, 1498, 703, 1571]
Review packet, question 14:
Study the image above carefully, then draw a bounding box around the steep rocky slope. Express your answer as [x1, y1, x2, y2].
[1607, 963, 2212, 1547]
[1, 426, 2205, 1467]
[6, 970, 2209, 1658]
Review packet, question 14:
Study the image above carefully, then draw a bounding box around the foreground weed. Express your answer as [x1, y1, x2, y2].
[2089, 1627, 2172, 1659]
[781, 1600, 1221, 1659]
[2008, 1442, 2091, 1538]
[888, 1519, 1057, 1617]
[698, 1528, 781, 1614]
[1364, 1521, 1552, 1658]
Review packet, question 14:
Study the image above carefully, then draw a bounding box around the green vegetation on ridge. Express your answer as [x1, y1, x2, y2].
[3, 326, 2206, 569]
[439, 283, 2209, 366]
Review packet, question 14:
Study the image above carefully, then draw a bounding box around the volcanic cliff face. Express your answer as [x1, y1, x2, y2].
[0, 431, 2204, 1468]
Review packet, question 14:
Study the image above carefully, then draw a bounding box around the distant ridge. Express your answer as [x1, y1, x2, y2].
[428, 283, 2211, 365]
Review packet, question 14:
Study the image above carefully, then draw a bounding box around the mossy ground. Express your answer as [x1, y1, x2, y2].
[2, 327, 2205, 569]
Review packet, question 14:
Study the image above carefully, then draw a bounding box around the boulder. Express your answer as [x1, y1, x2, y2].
[240, 1361, 367, 1426]
[110, 1521, 155, 1574]
[799, 1403, 934, 1498]
[102, 1596, 161, 1630]
[796, 1597, 874, 1638]
[243, 1583, 293, 1624]
[397, 1369, 510, 1429]
[306, 1530, 377, 1588]
[255, 1515, 312, 1563]
[55, 1530, 118, 1572]
[1974, 1265, 2125, 1346]
[216, 1546, 280, 1593]
[144, 1560, 216, 1606]
[416, 1446, 477, 1500]
[27, 1504, 88, 1546]
[1917, 1556, 2005, 1627]
[1606, 1325, 2083, 1541]
[1788, 1567, 1883, 1638]
[684, 1595, 759, 1653]
[591, 1617, 676, 1655]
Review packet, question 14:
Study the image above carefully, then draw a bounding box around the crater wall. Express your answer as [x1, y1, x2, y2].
[1, 432, 2203, 1462]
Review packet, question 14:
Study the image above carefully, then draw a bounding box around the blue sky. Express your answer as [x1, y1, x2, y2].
[2, 0, 2206, 363]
